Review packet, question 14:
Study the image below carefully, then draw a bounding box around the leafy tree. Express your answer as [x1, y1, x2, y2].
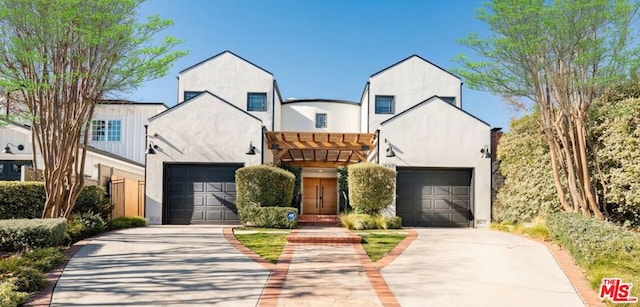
[494, 112, 561, 223]
[0, 0, 185, 218]
[457, 0, 640, 219]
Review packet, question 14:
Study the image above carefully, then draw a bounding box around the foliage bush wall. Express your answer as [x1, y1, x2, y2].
[0, 218, 66, 252]
[65, 212, 106, 244]
[239, 205, 297, 228]
[590, 97, 640, 227]
[546, 212, 640, 267]
[236, 165, 294, 225]
[278, 164, 302, 210]
[106, 216, 146, 231]
[337, 166, 349, 213]
[347, 163, 396, 215]
[494, 113, 562, 223]
[0, 182, 112, 219]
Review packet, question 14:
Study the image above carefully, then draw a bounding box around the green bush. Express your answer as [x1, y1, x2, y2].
[65, 212, 106, 244]
[347, 163, 396, 215]
[106, 216, 146, 231]
[278, 164, 302, 210]
[337, 166, 349, 213]
[0, 266, 45, 293]
[0, 278, 29, 307]
[236, 165, 295, 225]
[74, 185, 112, 220]
[20, 247, 65, 272]
[546, 212, 640, 265]
[239, 205, 297, 228]
[0, 218, 66, 252]
[339, 213, 401, 230]
[0, 182, 46, 219]
[0, 182, 112, 220]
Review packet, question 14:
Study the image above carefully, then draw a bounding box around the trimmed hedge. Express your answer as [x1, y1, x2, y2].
[278, 164, 302, 210]
[240, 205, 298, 228]
[106, 216, 147, 231]
[0, 218, 66, 252]
[546, 212, 640, 265]
[347, 163, 396, 215]
[65, 213, 106, 244]
[0, 182, 112, 219]
[339, 213, 402, 230]
[236, 165, 295, 225]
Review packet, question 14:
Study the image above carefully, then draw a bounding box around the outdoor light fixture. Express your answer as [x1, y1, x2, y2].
[2, 143, 24, 154]
[270, 143, 280, 150]
[145, 142, 158, 155]
[480, 145, 491, 159]
[246, 142, 256, 155]
[384, 139, 396, 158]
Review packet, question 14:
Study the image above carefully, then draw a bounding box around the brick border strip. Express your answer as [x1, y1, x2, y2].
[353, 243, 401, 307]
[222, 227, 276, 270]
[375, 229, 418, 269]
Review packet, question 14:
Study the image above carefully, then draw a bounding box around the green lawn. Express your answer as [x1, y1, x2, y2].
[354, 230, 408, 262]
[233, 230, 290, 263]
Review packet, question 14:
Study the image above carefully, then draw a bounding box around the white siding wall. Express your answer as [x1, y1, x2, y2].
[281, 101, 360, 132]
[178, 52, 275, 130]
[368, 56, 461, 131]
[360, 84, 369, 133]
[89, 104, 166, 164]
[378, 98, 491, 227]
[145, 93, 263, 225]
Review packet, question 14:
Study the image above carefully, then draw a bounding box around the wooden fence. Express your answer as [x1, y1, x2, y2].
[110, 176, 144, 218]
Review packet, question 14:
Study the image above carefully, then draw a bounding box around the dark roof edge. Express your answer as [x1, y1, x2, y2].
[273, 80, 284, 103]
[148, 91, 263, 123]
[359, 82, 370, 104]
[282, 98, 360, 105]
[178, 50, 273, 76]
[369, 54, 460, 80]
[380, 95, 490, 127]
[97, 100, 169, 109]
[86, 146, 144, 168]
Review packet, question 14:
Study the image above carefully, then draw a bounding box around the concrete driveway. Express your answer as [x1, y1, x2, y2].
[50, 226, 270, 306]
[382, 228, 585, 307]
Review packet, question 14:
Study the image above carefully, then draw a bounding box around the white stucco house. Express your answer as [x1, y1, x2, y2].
[145, 50, 492, 227]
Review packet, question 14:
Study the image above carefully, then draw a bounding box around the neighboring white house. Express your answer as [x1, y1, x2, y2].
[145, 50, 492, 228]
[0, 100, 166, 185]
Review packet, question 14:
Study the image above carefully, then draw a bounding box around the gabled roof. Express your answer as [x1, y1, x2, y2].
[178, 50, 273, 76]
[380, 95, 490, 127]
[97, 99, 169, 109]
[148, 91, 262, 123]
[369, 54, 460, 80]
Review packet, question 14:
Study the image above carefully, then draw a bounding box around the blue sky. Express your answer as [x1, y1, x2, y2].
[130, 0, 520, 130]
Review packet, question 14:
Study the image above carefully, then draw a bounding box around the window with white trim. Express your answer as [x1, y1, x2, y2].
[91, 120, 121, 142]
[315, 113, 327, 128]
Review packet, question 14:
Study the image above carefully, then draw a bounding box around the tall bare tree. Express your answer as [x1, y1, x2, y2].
[0, 0, 185, 218]
[457, 0, 640, 219]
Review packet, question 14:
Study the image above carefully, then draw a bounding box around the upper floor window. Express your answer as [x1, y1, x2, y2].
[247, 93, 267, 111]
[375, 95, 395, 114]
[315, 113, 327, 128]
[184, 91, 202, 101]
[91, 120, 121, 142]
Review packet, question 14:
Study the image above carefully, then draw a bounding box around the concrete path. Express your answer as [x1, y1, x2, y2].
[50, 226, 270, 306]
[381, 228, 585, 307]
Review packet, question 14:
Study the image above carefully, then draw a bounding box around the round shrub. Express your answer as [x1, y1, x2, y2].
[74, 185, 112, 220]
[347, 163, 396, 215]
[236, 165, 295, 225]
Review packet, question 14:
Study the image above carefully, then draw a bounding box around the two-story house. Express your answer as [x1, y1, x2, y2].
[145, 51, 492, 227]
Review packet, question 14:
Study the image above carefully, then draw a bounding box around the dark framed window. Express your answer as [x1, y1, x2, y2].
[184, 91, 202, 101]
[315, 113, 327, 128]
[375, 96, 394, 114]
[91, 120, 121, 142]
[247, 92, 267, 111]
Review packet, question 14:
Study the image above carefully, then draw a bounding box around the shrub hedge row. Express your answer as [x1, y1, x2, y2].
[546, 212, 640, 265]
[239, 205, 298, 228]
[0, 182, 112, 220]
[339, 213, 402, 230]
[0, 218, 67, 252]
[236, 165, 295, 226]
[347, 163, 396, 215]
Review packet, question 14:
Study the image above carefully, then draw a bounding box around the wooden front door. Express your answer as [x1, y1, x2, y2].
[302, 178, 337, 215]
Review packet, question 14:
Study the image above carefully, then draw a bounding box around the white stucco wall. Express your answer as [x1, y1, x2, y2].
[89, 103, 166, 164]
[360, 83, 370, 133]
[368, 56, 462, 132]
[281, 100, 360, 132]
[378, 98, 492, 227]
[177, 51, 275, 130]
[145, 93, 264, 225]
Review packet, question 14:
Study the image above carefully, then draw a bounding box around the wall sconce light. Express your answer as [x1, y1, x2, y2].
[270, 143, 280, 150]
[2, 143, 24, 154]
[246, 142, 256, 155]
[384, 139, 396, 158]
[480, 145, 491, 159]
[145, 141, 158, 155]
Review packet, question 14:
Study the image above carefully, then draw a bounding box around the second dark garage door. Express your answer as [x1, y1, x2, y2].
[396, 168, 472, 227]
[165, 164, 242, 225]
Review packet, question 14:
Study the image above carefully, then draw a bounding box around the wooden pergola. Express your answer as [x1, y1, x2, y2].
[265, 131, 377, 167]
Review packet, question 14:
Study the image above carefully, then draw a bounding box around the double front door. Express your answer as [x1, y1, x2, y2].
[302, 178, 337, 215]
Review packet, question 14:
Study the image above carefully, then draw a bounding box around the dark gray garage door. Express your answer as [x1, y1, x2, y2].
[396, 168, 472, 227]
[165, 164, 241, 225]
